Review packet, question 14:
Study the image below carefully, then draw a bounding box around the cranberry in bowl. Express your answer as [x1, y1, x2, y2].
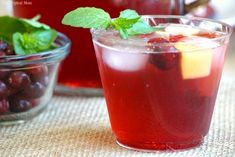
[0, 16, 71, 125]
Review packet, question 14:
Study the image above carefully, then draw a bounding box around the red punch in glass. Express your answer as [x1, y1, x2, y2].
[91, 16, 232, 150]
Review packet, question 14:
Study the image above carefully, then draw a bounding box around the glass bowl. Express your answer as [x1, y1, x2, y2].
[0, 32, 71, 125]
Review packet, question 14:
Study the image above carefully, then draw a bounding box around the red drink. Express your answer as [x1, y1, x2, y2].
[13, 0, 181, 88]
[92, 16, 232, 150]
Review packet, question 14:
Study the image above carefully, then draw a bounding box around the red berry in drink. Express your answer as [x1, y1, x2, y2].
[147, 37, 179, 70]
[0, 99, 9, 114]
[150, 53, 179, 70]
[195, 32, 218, 39]
[169, 34, 185, 42]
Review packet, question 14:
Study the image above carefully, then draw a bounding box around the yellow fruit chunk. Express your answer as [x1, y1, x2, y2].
[175, 43, 212, 79]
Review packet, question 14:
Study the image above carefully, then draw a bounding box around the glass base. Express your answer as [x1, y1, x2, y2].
[116, 138, 203, 152]
[0, 102, 47, 126]
[55, 84, 104, 97]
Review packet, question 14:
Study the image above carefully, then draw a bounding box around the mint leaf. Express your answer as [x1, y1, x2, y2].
[21, 15, 50, 30]
[0, 16, 27, 43]
[112, 17, 140, 29]
[0, 16, 53, 44]
[119, 9, 140, 19]
[111, 9, 157, 38]
[0, 15, 58, 55]
[12, 33, 26, 55]
[13, 29, 57, 55]
[119, 29, 129, 39]
[62, 7, 111, 29]
[127, 21, 158, 35]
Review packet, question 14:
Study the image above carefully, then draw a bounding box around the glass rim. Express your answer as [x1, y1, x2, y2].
[0, 32, 71, 66]
[91, 15, 233, 53]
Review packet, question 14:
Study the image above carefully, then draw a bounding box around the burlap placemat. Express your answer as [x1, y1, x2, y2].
[0, 77, 234, 157]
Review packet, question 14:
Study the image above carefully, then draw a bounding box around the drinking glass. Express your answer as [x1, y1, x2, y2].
[91, 15, 232, 150]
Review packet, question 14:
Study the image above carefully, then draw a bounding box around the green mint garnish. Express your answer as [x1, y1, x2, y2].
[0, 15, 57, 55]
[0, 16, 27, 43]
[13, 29, 57, 55]
[62, 7, 111, 29]
[21, 15, 50, 30]
[62, 7, 159, 39]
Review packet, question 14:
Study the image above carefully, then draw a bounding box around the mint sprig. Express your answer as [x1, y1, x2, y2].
[62, 7, 159, 39]
[0, 16, 57, 55]
[13, 29, 57, 55]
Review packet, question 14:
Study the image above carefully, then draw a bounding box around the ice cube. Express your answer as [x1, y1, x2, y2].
[102, 47, 149, 72]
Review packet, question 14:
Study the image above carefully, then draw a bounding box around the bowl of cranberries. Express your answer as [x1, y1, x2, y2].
[0, 16, 70, 124]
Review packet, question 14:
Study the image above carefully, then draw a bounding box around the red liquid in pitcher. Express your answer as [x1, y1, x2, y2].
[13, 0, 177, 88]
[93, 25, 227, 150]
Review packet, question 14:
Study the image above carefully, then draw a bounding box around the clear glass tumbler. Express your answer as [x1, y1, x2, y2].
[91, 15, 232, 151]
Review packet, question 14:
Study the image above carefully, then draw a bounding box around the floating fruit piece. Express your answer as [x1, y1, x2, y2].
[175, 42, 212, 79]
[148, 37, 179, 70]
[149, 53, 179, 70]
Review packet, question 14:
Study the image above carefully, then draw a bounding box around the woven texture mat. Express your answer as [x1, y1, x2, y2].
[0, 78, 235, 157]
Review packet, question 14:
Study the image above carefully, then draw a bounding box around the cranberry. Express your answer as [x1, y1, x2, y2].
[0, 40, 14, 55]
[0, 40, 8, 51]
[147, 37, 179, 70]
[195, 32, 218, 39]
[150, 53, 179, 70]
[0, 69, 10, 80]
[7, 86, 19, 96]
[8, 71, 31, 89]
[0, 80, 8, 98]
[21, 82, 45, 99]
[0, 51, 6, 57]
[0, 99, 9, 114]
[169, 34, 185, 42]
[31, 98, 41, 107]
[27, 64, 48, 82]
[9, 98, 32, 113]
[138, 32, 156, 38]
[40, 76, 49, 86]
